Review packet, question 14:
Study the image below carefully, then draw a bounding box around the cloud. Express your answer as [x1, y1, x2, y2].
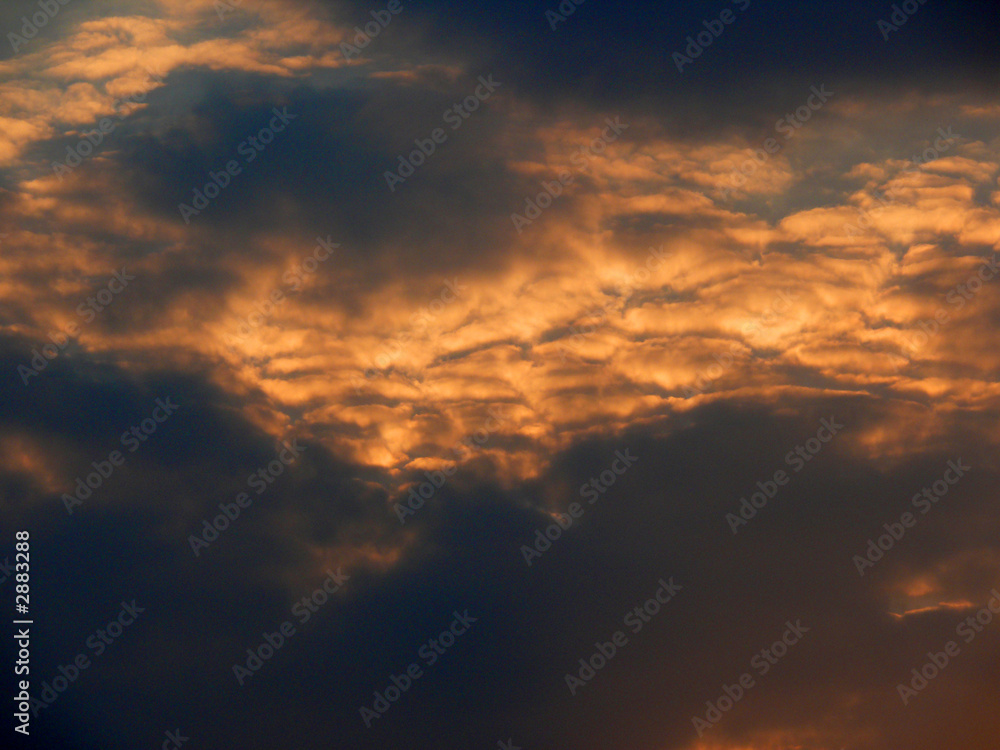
[2, 1, 1000, 748]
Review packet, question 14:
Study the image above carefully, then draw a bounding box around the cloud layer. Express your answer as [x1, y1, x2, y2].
[1, 1, 999, 748]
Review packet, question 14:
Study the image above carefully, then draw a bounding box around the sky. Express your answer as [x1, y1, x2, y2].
[1, 0, 1000, 748]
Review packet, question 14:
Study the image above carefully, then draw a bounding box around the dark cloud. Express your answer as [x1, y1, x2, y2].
[331, 0, 1000, 131]
[2, 0, 999, 747]
[3, 336, 999, 749]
